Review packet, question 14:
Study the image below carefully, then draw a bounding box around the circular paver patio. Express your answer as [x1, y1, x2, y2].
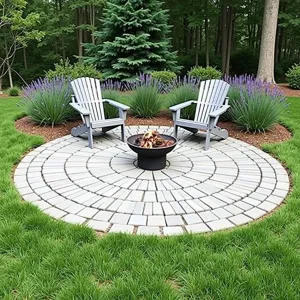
[14, 126, 289, 235]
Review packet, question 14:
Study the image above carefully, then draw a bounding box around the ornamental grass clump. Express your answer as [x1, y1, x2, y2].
[130, 74, 161, 118]
[226, 75, 287, 132]
[21, 77, 77, 127]
[102, 89, 120, 119]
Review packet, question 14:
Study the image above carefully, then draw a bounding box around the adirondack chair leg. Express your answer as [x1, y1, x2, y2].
[173, 124, 178, 138]
[205, 130, 211, 150]
[87, 127, 94, 149]
[121, 124, 126, 142]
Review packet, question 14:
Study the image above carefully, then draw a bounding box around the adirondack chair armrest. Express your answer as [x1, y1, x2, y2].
[70, 102, 91, 116]
[209, 105, 230, 118]
[103, 99, 130, 111]
[169, 100, 197, 111]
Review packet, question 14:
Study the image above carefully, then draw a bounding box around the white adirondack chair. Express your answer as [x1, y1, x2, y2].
[169, 79, 230, 150]
[70, 77, 130, 148]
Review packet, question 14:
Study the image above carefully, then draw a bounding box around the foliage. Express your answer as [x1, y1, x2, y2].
[21, 77, 77, 126]
[102, 90, 120, 119]
[169, 85, 198, 120]
[46, 59, 102, 81]
[227, 75, 287, 132]
[131, 85, 161, 118]
[0, 0, 45, 83]
[84, 0, 179, 80]
[286, 64, 300, 89]
[230, 49, 259, 76]
[151, 71, 177, 84]
[8, 86, 20, 96]
[188, 66, 222, 80]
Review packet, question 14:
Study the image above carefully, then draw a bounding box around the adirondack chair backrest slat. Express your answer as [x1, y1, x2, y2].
[71, 77, 105, 122]
[194, 79, 230, 124]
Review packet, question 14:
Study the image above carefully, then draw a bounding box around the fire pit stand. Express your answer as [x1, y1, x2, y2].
[127, 134, 178, 171]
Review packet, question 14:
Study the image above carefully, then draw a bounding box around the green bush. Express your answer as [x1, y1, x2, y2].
[131, 86, 161, 118]
[8, 86, 20, 96]
[188, 66, 222, 81]
[102, 90, 120, 119]
[46, 59, 102, 81]
[151, 71, 177, 84]
[169, 85, 198, 120]
[21, 77, 77, 126]
[286, 64, 300, 89]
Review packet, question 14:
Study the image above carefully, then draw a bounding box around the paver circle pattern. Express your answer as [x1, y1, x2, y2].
[14, 126, 289, 235]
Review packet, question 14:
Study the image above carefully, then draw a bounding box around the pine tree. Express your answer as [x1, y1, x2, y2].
[84, 0, 179, 80]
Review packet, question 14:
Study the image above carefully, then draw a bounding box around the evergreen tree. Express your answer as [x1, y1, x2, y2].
[84, 0, 179, 80]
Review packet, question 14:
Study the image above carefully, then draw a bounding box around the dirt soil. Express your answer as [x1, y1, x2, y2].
[15, 112, 291, 149]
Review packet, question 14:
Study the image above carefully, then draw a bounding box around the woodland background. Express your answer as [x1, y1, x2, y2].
[1, 0, 300, 88]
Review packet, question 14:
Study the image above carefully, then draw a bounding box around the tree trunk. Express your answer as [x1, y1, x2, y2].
[205, 18, 209, 67]
[184, 17, 190, 53]
[23, 48, 28, 69]
[225, 9, 233, 75]
[77, 7, 83, 60]
[256, 0, 280, 83]
[7, 61, 13, 88]
[195, 26, 200, 66]
[221, 4, 228, 73]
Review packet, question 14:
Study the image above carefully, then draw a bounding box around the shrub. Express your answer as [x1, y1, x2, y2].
[286, 64, 300, 89]
[46, 59, 102, 81]
[188, 66, 222, 81]
[131, 86, 161, 118]
[169, 85, 198, 120]
[102, 90, 120, 119]
[8, 86, 20, 96]
[151, 71, 177, 84]
[21, 77, 77, 126]
[226, 75, 287, 132]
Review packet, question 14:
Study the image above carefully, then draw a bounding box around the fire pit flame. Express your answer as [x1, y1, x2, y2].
[134, 130, 175, 148]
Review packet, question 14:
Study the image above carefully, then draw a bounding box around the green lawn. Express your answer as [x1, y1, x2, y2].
[1, 97, 300, 299]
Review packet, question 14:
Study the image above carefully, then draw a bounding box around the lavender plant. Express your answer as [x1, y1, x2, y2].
[21, 77, 77, 126]
[129, 73, 162, 118]
[225, 75, 287, 132]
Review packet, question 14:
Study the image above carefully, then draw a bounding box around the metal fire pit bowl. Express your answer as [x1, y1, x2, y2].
[127, 134, 178, 170]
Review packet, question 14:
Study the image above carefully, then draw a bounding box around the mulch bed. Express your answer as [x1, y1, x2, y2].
[15, 113, 291, 149]
[277, 84, 300, 97]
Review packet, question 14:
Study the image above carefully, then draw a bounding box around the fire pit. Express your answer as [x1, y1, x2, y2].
[127, 130, 177, 170]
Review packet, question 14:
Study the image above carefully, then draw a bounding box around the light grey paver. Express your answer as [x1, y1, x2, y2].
[129, 214, 147, 226]
[109, 224, 134, 233]
[148, 215, 166, 226]
[137, 226, 160, 235]
[165, 216, 184, 226]
[244, 207, 266, 219]
[183, 213, 202, 225]
[110, 213, 130, 225]
[185, 223, 210, 233]
[229, 214, 252, 225]
[207, 219, 234, 231]
[87, 220, 110, 231]
[163, 226, 184, 235]
[62, 214, 86, 224]
[93, 210, 114, 222]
